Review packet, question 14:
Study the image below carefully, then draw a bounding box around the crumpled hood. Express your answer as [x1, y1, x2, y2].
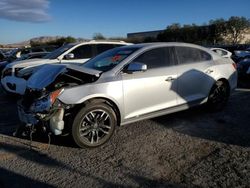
[6, 58, 52, 69]
[27, 64, 101, 90]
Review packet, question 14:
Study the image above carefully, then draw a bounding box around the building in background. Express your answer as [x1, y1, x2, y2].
[127, 30, 164, 40]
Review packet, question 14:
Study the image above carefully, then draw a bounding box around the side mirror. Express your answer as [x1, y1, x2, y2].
[125, 62, 147, 73]
[64, 53, 74, 60]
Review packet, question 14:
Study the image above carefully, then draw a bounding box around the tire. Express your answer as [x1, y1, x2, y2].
[207, 81, 230, 111]
[72, 102, 117, 148]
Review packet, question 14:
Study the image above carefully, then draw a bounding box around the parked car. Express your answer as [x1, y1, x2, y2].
[232, 48, 250, 63]
[234, 49, 250, 59]
[17, 51, 50, 61]
[4, 46, 56, 63]
[0, 51, 6, 62]
[17, 42, 237, 148]
[0, 52, 50, 77]
[210, 48, 232, 58]
[1, 41, 131, 95]
[237, 57, 250, 80]
[1, 48, 16, 57]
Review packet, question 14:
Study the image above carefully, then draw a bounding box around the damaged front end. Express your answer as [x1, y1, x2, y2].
[17, 64, 100, 136]
[18, 88, 66, 135]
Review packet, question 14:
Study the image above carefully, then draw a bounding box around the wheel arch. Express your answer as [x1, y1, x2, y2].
[215, 77, 231, 94]
[71, 97, 122, 126]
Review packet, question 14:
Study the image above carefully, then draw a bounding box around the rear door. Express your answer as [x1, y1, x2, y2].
[175, 46, 215, 105]
[122, 47, 178, 120]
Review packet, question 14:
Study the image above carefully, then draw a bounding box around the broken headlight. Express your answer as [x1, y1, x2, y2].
[29, 88, 64, 113]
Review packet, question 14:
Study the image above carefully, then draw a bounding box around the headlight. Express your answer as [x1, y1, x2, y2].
[29, 88, 64, 112]
[50, 89, 64, 104]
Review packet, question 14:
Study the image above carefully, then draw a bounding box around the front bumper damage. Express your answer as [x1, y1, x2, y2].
[17, 98, 65, 135]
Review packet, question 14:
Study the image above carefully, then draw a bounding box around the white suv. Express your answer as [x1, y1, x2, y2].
[1, 41, 131, 95]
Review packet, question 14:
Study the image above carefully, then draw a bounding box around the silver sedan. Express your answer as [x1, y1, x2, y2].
[18, 42, 237, 148]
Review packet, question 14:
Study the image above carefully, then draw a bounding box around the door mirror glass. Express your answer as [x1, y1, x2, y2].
[125, 62, 147, 73]
[64, 53, 74, 60]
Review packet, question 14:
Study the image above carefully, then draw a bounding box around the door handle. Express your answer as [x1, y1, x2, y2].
[165, 77, 176, 82]
[206, 69, 214, 74]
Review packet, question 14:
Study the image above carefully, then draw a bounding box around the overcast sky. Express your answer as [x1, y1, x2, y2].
[0, 0, 249, 44]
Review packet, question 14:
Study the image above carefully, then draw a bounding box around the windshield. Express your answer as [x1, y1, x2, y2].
[83, 47, 140, 72]
[43, 44, 74, 59]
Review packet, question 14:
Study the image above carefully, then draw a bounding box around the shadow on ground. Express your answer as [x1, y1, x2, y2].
[0, 167, 55, 188]
[152, 88, 250, 147]
[0, 87, 249, 149]
[0, 141, 181, 188]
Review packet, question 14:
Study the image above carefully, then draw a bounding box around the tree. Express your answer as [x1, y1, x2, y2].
[245, 39, 250, 44]
[52, 36, 76, 46]
[93, 33, 106, 40]
[209, 18, 227, 44]
[31, 36, 77, 47]
[157, 23, 182, 42]
[225, 16, 250, 44]
[157, 17, 250, 45]
[157, 23, 211, 44]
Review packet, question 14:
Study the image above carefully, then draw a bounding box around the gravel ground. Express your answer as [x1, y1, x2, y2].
[0, 87, 250, 188]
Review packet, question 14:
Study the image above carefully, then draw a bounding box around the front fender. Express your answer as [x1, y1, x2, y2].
[58, 81, 124, 118]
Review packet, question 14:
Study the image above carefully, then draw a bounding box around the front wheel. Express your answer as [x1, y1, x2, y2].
[206, 81, 230, 111]
[72, 102, 117, 148]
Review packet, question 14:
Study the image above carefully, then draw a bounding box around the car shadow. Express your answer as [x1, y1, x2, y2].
[0, 141, 181, 187]
[0, 167, 55, 188]
[152, 88, 250, 147]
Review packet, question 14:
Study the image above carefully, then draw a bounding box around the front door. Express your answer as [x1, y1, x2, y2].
[122, 47, 178, 120]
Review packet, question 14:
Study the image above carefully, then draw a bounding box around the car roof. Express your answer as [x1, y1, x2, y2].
[68, 40, 132, 46]
[116, 42, 211, 52]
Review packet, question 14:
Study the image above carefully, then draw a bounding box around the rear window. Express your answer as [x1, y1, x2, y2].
[176, 47, 212, 64]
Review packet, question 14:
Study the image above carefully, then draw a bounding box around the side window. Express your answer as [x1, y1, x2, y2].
[70, 45, 92, 59]
[21, 49, 31, 55]
[113, 44, 124, 48]
[132, 47, 175, 69]
[176, 47, 211, 64]
[32, 48, 45, 52]
[200, 49, 212, 61]
[96, 44, 116, 55]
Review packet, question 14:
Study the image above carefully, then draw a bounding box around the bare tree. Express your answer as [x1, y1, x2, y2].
[225, 16, 250, 44]
[93, 33, 106, 40]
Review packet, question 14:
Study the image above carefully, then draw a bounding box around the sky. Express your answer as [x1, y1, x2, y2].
[0, 0, 250, 44]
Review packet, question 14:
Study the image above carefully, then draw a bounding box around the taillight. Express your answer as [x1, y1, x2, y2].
[50, 89, 63, 104]
[232, 63, 237, 70]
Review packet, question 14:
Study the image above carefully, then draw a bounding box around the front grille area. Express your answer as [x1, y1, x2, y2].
[22, 89, 47, 109]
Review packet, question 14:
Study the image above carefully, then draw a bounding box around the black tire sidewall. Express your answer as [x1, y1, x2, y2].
[207, 81, 229, 111]
[72, 102, 116, 148]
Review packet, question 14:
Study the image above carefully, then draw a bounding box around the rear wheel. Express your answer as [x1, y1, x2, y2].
[207, 81, 230, 111]
[72, 102, 116, 148]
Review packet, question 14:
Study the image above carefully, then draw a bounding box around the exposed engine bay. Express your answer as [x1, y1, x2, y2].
[17, 64, 100, 137]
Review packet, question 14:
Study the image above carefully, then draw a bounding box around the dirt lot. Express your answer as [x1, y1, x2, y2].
[0, 86, 250, 188]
